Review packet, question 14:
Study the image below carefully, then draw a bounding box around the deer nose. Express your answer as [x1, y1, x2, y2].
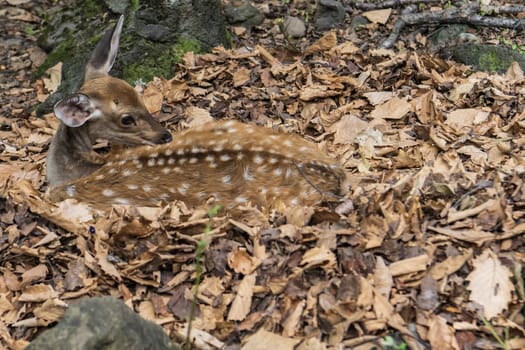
[160, 131, 172, 143]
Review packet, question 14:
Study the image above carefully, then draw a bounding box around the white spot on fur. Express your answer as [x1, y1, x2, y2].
[66, 185, 75, 197]
[191, 147, 202, 153]
[143, 184, 152, 192]
[108, 168, 117, 175]
[208, 140, 217, 145]
[102, 189, 114, 197]
[290, 197, 299, 205]
[178, 183, 190, 195]
[223, 175, 232, 184]
[205, 155, 215, 162]
[176, 149, 185, 155]
[269, 158, 278, 164]
[220, 154, 231, 162]
[178, 158, 187, 165]
[299, 146, 309, 152]
[253, 155, 263, 164]
[95, 174, 105, 180]
[149, 152, 159, 158]
[147, 158, 156, 167]
[118, 160, 126, 166]
[223, 120, 236, 128]
[189, 157, 198, 164]
[235, 196, 247, 203]
[114, 198, 129, 205]
[285, 168, 293, 178]
[173, 167, 182, 173]
[251, 146, 263, 152]
[157, 158, 165, 166]
[127, 184, 138, 190]
[209, 162, 218, 168]
[283, 140, 293, 147]
[164, 149, 173, 156]
[213, 145, 224, 152]
[162, 167, 171, 174]
[167, 158, 175, 165]
[122, 169, 133, 177]
[243, 167, 253, 181]
[237, 153, 244, 160]
[233, 144, 242, 151]
[261, 186, 267, 194]
[273, 168, 283, 176]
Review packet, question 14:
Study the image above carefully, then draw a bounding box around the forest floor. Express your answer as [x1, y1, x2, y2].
[1, 0, 525, 349]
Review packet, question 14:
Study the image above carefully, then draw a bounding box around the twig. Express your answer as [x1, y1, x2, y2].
[381, 3, 525, 49]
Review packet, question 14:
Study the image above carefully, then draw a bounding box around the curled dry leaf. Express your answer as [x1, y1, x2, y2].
[228, 249, 259, 275]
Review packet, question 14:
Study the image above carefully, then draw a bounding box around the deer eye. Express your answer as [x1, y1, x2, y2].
[121, 114, 136, 126]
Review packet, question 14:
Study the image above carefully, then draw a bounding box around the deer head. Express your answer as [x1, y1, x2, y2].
[46, 16, 172, 187]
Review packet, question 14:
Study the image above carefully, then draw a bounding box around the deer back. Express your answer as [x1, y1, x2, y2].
[50, 120, 346, 210]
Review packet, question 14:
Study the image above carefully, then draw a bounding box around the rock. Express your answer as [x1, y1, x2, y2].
[137, 24, 172, 42]
[429, 25, 525, 72]
[314, 0, 345, 31]
[450, 43, 525, 73]
[27, 297, 179, 350]
[103, 0, 128, 14]
[283, 16, 306, 38]
[36, 0, 230, 116]
[350, 15, 369, 31]
[224, 0, 264, 28]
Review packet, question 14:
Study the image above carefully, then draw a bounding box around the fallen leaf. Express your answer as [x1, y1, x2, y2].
[466, 249, 514, 319]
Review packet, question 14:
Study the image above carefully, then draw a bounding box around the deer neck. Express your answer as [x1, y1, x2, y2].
[46, 123, 103, 187]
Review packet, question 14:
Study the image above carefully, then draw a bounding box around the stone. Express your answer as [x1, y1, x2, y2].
[283, 16, 306, 38]
[314, 0, 345, 31]
[27, 297, 179, 350]
[224, 0, 264, 28]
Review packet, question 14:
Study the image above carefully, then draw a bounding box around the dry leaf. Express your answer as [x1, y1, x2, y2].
[362, 9, 392, 24]
[242, 328, 300, 350]
[466, 249, 514, 319]
[370, 97, 412, 119]
[228, 273, 256, 321]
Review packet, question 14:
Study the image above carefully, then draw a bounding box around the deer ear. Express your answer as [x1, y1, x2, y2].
[85, 15, 124, 80]
[54, 93, 99, 127]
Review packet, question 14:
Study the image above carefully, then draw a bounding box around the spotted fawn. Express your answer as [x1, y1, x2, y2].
[46, 16, 346, 210]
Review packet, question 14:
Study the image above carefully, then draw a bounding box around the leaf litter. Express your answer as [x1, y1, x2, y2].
[1, 6, 525, 350]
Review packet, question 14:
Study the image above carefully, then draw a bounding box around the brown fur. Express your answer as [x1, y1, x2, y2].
[50, 120, 347, 210]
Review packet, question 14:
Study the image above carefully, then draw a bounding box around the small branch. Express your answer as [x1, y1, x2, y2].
[352, 0, 444, 11]
[381, 3, 525, 48]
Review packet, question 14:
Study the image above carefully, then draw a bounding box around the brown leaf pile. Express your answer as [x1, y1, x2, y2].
[1, 28, 525, 350]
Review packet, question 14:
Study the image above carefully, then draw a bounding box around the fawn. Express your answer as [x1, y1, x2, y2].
[46, 16, 346, 210]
